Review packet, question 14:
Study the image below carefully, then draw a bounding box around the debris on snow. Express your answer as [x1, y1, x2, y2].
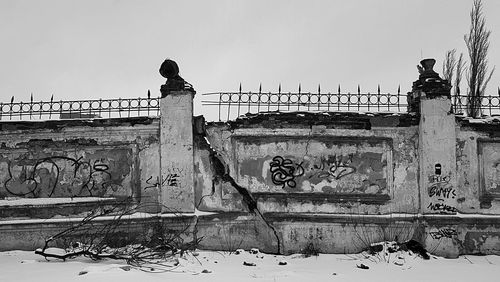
[243, 261, 256, 266]
[201, 269, 212, 273]
[357, 263, 370, 269]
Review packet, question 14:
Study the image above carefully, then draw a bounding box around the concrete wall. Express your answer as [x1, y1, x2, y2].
[3, 67, 500, 257]
[0, 117, 161, 218]
[456, 119, 500, 214]
[194, 112, 420, 214]
[193, 108, 500, 257]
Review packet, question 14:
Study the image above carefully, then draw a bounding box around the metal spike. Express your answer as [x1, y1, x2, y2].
[498, 87, 499, 96]
[357, 85, 360, 94]
[278, 83, 281, 94]
[239, 83, 242, 93]
[30, 93, 33, 102]
[259, 83, 262, 94]
[378, 85, 380, 94]
[338, 84, 341, 94]
[397, 85, 401, 95]
[457, 86, 460, 95]
[318, 84, 321, 94]
[298, 83, 301, 94]
[10, 96, 14, 103]
[50, 95, 54, 102]
[147, 89, 151, 98]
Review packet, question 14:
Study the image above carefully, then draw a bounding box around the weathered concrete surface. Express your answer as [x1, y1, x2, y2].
[196, 212, 279, 253]
[0, 214, 196, 251]
[0, 146, 133, 198]
[160, 91, 195, 212]
[424, 214, 500, 257]
[418, 95, 457, 214]
[268, 213, 419, 255]
[195, 112, 419, 214]
[0, 117, 160, 216]
[456, 118, 500, 214]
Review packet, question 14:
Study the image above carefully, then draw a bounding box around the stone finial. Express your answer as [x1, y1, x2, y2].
[412, 58, 451, 96]
[408, 58, 452, 113]
[417, 59, 440, 80]
[159, 59, 195, 98]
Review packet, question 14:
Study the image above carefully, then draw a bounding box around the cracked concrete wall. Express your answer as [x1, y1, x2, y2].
[0, 118, 161, 214]
[194, 113, 419, 214]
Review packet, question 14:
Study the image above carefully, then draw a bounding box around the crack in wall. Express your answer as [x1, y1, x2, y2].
[198, 133, 282, 254]
[302, 125, 313, 159]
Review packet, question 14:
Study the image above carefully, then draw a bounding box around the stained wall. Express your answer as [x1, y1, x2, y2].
[194, 112, 420, 214]
[0, 118, 161, 217]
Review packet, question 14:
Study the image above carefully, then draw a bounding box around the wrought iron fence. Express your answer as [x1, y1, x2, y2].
[202, 85, 408, 121]
[452, 88, 500, 117]
[0, 91, 160, 121]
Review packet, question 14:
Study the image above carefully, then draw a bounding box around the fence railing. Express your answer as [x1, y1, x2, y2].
[2, 87, 499, 122]
[202, 85, 408, 121]
[0, 92, 160, 121]
[452, 89, 500, 117]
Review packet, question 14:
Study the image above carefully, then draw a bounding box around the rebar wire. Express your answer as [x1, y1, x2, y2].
[0, 92, 160, 121]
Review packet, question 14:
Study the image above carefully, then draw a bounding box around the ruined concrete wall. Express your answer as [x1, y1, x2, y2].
[0, 118, 160, 209]
[456, 119, 500, 214]
[194, 112, 419, 214]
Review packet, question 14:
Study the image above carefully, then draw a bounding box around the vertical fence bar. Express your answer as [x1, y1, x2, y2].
[227, 93, 231, 121]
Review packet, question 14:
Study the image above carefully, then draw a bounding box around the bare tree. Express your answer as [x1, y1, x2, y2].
[464, 0, 495, 117]
[454, 53, 466, 112]
[443, 49, 457, 82]
[443, 50, 466, 112]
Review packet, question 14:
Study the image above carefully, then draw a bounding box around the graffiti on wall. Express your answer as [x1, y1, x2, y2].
[429, 228, 458, 240]
[269, 156, 305, 188]
[426, 174, 457, 214]
[0, 149, 131, 198]
[145, 173, 179, 190]
[263, 152, 388, 194]
[269, 155, 356, 189]
[235, 137, 391, 194]
[144, 166, 185, 190]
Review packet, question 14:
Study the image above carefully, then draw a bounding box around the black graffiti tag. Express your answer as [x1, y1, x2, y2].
[3, 156, 114, 198]
[428, 175, 456, 199]
[310, 154, 356, 180]
[427, 200, 458, 213]
[429, 228, 458, 240]
[269, 156, 304, 189]
[144, 173, 180, 190]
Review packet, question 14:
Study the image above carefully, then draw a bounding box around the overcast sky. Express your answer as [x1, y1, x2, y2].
[1, 0, 499, 120]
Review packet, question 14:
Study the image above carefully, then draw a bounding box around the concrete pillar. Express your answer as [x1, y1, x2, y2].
[159, 90, 195, 212]
[411, 59, 457, 214]
[159, 60, 196, 213]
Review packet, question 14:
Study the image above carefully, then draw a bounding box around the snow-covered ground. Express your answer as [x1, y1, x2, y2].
[1, 249, 500, 282]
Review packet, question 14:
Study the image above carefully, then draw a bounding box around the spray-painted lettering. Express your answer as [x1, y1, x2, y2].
[0, 154, 127, 198]
[429, 228, 458, 239]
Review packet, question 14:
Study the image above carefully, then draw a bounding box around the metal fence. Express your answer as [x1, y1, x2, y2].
[0, 91, 160, 121]
[202, 85, 408, 121]
[452, 88, 500, 117]
[2, 87, 499, 122]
